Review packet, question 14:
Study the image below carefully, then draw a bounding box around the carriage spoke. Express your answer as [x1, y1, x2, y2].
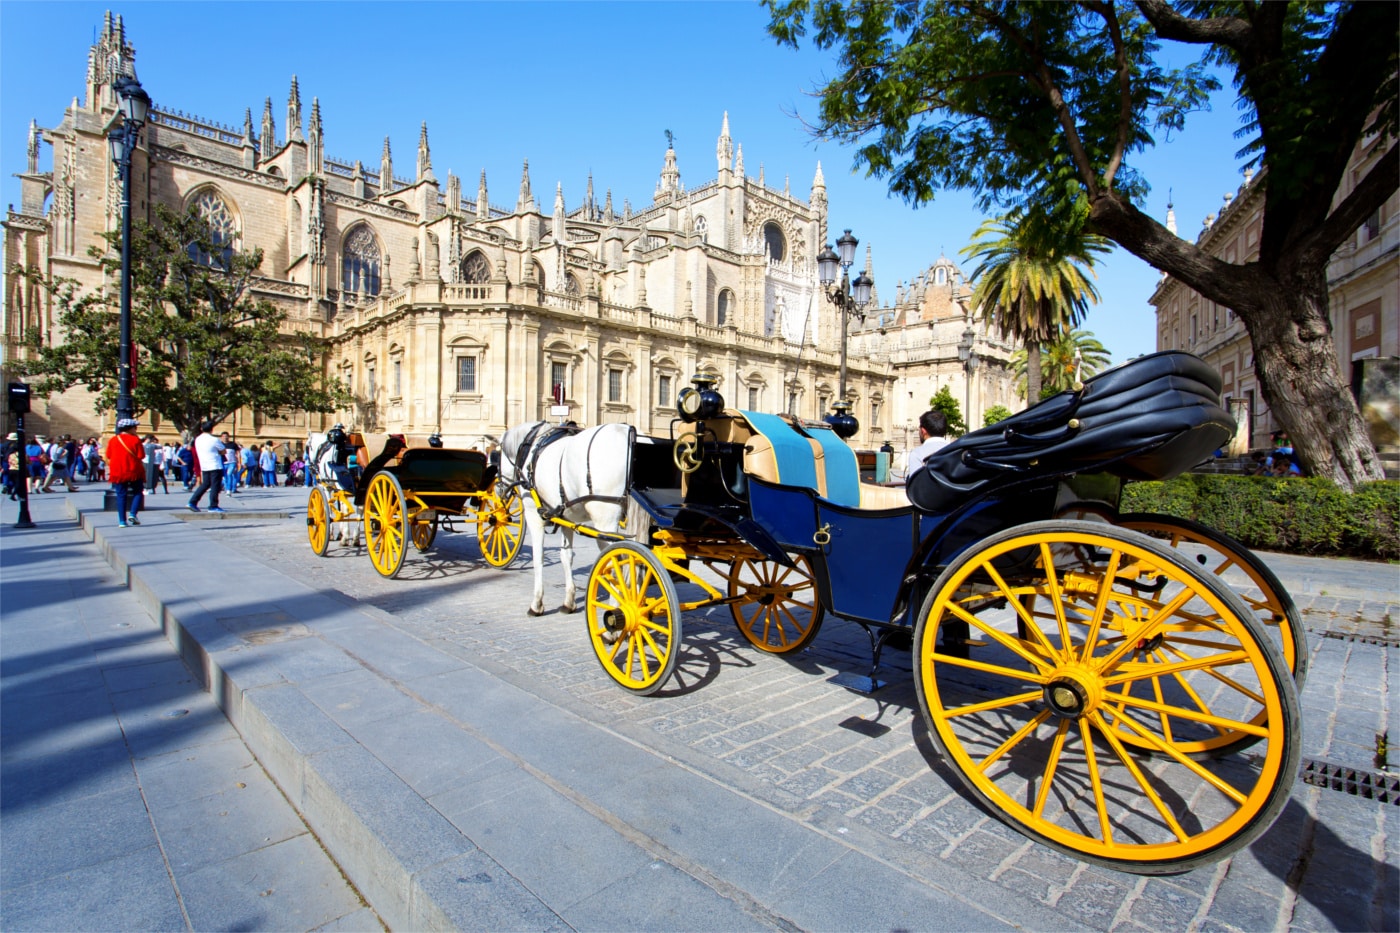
[930, 650, 1048, 684]
[978, 709, 1051, 773]
[1078, 550, 1122, 664]
[943, 689, 1043, 718]
[946, 600, 1055, 674]
[1080, 719, 1114, 845]
[982, 561, 1061, 661]
[1108, 693, 1269, 737]
[1032, 719, 1071, 819]
[1101, 706, 1250, 805]
[1037, 543, 1076, 656]
[1089, 712, 1189, 843]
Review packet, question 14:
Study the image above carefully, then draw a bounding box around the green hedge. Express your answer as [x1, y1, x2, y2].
[1121, 475, 1400, 560]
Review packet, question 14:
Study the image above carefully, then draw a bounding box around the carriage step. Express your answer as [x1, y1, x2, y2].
[950, 638, 989, 648]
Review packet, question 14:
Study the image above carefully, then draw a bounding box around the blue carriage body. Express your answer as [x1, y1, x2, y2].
[630, 350, 1236, 630]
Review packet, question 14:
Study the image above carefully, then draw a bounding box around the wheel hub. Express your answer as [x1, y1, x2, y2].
[1042, 666, 1102, 720]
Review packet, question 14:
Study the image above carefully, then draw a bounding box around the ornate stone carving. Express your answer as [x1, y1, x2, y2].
[151, 145, 284, 190]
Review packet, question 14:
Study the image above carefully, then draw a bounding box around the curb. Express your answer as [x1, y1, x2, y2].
[68, 502, 494, 931]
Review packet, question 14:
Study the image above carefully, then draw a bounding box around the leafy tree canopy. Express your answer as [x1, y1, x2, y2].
[983, 403, 1014, 426]
[1011, 328, 1114, 397]
[767, 0, 1398, 489]
[15, 204, 348, 436]
[929, 384, 969, 436]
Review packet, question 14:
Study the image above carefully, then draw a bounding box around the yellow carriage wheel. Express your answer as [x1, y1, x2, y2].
[914, 520, 1299, 874]
[1118, 513, 1307, 690]
[585, 542, 682, 695]
[365, 472, 409, 578]
[477, 484, 525, 568]
[306, 486, 331, 556]
[727, 554, 825, 654]
[411, 512, 438, 552]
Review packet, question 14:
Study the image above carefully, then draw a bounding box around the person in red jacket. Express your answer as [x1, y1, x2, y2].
[106, 418, 146, 527]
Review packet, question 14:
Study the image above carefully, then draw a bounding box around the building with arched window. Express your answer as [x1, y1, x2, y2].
[3, 14, 1014, 459]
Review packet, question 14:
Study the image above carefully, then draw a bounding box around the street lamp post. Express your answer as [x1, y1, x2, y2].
[108, 74, 151, 426]
[957, 323, 980, 430]
[817, 229, 872, 439]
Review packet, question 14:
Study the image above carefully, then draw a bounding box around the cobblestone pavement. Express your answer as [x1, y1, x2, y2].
[195, 488, 1397, 932]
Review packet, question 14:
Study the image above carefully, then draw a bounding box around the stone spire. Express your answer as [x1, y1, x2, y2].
[380, 137, 392, 191]
[784, 174, 790, 198]
[656, 131, 680, 202]
[863, 245, 879, 306]
[308, 97, 323, 173]
[517, 159, 535, 212]
[717, 111, 733, 173]
[1166, 189, 1177, 236]
[553, 183, 566, 242]
[242, 108, 255, 144]
[810, 160, 827, 220]
[27, 119, 40, 174]
[477, 169, 489, 218]
[260, 97, 275, 160]
[585, 172, 596, 220]
[446, 171, 461, 213]
[286, 75, 303, 141]
[735, 144, 744, 178]
[603, 189, 614, 224]
[758, 163, 765, 187]
[416, 122, 435, 183]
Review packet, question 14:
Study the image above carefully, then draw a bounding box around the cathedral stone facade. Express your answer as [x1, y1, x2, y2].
[3, 13, 1018, 456]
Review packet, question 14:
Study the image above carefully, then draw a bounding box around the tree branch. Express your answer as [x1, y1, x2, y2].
[1135, 0, 1252, 50]
[1088, 0, 1136, 191]
[1293, 143, 1399, 269]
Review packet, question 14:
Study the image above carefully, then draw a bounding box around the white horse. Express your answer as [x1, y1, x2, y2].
[499, 421, 646, 616]
[306, 429, 362, 546]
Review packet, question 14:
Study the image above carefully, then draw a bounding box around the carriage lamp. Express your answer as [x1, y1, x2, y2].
[109, 73, 151, 427]
[818, 229, 873, 439]
[676, 373, 724, 423]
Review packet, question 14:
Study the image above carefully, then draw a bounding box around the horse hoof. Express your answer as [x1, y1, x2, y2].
[527, 607, 543, 617]
[561, 604, 578, 615]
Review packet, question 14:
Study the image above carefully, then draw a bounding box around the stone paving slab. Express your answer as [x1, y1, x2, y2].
[26, 485, 1400, 930]
[0, 491, 373, 932]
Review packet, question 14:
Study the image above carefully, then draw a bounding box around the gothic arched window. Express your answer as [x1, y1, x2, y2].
[187, 189, 238, 267]
[565, 272, 581, 296]
[717, 288, 733, 326]
[694, 214, 708, 243]
[460, 250, 490, 284]
[762, 222, 786, 262]
[341, 225, 382, 297]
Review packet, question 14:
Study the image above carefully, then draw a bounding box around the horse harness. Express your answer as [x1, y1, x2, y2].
[514, 423, 634, 523]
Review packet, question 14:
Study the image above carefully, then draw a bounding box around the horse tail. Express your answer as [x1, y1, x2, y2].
[623, 493, 651, 544]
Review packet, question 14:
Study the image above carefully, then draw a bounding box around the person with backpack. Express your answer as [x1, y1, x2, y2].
[106, 419, 146, 527]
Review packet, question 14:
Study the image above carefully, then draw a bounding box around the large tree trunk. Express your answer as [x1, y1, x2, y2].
[1239, 271, 1385, 490]
[1087, 194, 1384, 491]
[1026, 343, 1043, 404]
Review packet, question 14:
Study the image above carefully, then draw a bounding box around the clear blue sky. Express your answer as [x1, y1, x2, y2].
[2, 1, 1255, 364]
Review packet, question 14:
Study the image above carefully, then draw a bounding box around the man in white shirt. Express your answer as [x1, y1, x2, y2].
[903, 410, 952, 481]
[187, 420, 227, 513]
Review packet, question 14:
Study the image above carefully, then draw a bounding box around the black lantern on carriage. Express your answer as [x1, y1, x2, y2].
[676, 373, 724, 423]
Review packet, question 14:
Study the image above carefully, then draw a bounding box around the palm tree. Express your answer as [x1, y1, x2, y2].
[1010, 329, 1113, 399]
[960, 212, 1110, 402]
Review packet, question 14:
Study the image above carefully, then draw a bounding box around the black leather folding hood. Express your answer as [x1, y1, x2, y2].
[907, 351, 1235, 514]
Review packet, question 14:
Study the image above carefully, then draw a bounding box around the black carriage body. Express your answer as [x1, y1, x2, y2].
[383, 447, 494, 514]
[637, 351, 1234, 631]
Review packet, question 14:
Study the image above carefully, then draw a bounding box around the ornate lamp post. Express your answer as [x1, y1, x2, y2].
[108, 74, 151, 426]
[957, 323, 980, 430]
[817, 229, 873, 439]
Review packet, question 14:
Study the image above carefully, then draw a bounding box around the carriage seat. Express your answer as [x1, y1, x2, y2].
[704, 410, 873, 508]
[907, 351, 1235, 514]
[387, 447, 491, 494]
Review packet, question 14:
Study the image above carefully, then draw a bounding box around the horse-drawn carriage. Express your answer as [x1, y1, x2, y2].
[305, 430, 524, 578]
[505, 351, 1303, 874]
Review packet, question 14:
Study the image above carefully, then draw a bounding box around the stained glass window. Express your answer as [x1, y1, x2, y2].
[460, 250, 490, 284]
[188, 189, 237, 267]
[341, 225, 381, 297]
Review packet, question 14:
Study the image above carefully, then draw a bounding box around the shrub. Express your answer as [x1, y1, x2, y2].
[1121, 475, 1399, 560]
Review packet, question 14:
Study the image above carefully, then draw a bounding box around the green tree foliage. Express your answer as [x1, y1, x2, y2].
[14, 204, 348, 435]
[1010, 328, 1113, 397]
[960, 212, 1110, 400]
[766, 0, 1398, 490]
[982, 404, 1013, 426]
[929, 384, 968, 436]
